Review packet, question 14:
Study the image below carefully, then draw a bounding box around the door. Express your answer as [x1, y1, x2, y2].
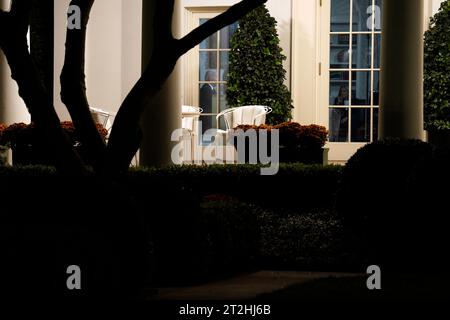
[320, 0, 382, 162]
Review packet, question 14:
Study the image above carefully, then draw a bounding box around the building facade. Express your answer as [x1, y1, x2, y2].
[0, 0, 446, 164]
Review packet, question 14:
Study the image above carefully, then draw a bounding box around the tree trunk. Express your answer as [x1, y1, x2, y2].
[60, 0, 107, 171]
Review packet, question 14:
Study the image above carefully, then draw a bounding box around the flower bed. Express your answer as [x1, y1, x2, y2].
[0, 122, 108, 166]
[234, 122, 328, 164]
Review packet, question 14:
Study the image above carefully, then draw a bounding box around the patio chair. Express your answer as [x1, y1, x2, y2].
[215, 105, 272, 163]
[90, 107, 140, 166]
[181, 105, 203, 163]
[216, 105, 272, 131]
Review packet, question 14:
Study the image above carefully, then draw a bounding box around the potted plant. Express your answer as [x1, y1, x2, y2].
[424, 0, 450, 147]
[274, 122, 328, 164]
[233, 122, 328, 164]
[1, 122, 108, 166]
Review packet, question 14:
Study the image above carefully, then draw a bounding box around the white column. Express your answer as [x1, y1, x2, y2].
[140, 0, 183, 166]
[379, 0, 425, 140]
[0, 0, 31, 125]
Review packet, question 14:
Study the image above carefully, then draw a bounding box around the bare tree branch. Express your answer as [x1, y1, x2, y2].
[61, 0, 106, 170]
[177, 0, 267, 55]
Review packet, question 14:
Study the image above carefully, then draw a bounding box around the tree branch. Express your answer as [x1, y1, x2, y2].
[177, 0, 267, 55]
[106, 0, 267, 173]
[0, 0, 85, 173]
[61, 0, 106, 171]
[153, 0, 175, 42]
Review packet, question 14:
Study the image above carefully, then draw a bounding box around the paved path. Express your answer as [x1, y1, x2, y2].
[150, 271, 362, 301]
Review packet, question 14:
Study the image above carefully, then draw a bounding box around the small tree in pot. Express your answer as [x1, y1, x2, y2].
[424, 0, 450, 147]
[227, 4, 293, 125]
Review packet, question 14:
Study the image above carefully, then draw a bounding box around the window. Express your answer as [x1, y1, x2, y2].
[184, 9, 238, 139]
[328, 0, 381, 143]
[198, 19, 238, 134]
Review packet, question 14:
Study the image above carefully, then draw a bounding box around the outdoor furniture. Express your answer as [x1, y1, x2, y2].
[90, 107, 139, 166]
[182, 105, 203, 133]
[216, 105, 272, 131]
[215, 105, 272, 163]
[90, 107, 115, 133]
[181, 105, 203, 163]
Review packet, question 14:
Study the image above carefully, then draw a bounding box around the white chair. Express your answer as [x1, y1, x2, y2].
[181, 105, 203, 163]
[215, 105, 272, 163]
[90, 107, 115, 133]
[181, 105, 203, 133]
[216, 105, 272, 131]
[89, 107, 140, 166]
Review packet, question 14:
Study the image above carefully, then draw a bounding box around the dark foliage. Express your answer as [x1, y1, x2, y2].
[424, 0, 450, 130]
[336, 139, 449, 271]
[227, 4, 293, 125]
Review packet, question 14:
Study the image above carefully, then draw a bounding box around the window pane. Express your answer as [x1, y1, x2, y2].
[331, 0, 350, 32]
[220, 23, 238, 49]
[199, 52, 218, 81]
[199, 83, 218, 115]
[330, 72, 350, 105]
[200, 19, 218, 49]
[219, 84, 229, 113]
[330, 35, 350, 69]
[352, 71, 371, 105]
[374, 33, 381, 68]
[373, 71, 380, 105]
[373, 108, 379, 141]
[351, 108, 371, 142]
[220, 51, 229, 81]
[352, 34, 372, 69]
[353, 0, 372, 32]
[329, 108, 349, 142]
[375, 0, 382, 31]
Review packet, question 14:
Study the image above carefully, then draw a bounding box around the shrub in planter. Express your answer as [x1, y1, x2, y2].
[424, 1, 450, 146]
[234, 122, 328, 164]
[275, 122, 328, 164]
[1, 122, 108, 166]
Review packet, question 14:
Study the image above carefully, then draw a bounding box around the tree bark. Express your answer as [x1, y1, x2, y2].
[0, 0, 85, 174]
[60, 0, 107, 171]
[105, 0, 267, 173]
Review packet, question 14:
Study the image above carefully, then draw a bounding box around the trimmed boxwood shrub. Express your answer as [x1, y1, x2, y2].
[128, 164, 343, 211]
[257, 209, 360, 271]
[335, 139, 450, 271]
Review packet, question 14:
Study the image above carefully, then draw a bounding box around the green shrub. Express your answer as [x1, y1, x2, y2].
[200, 196, 261, 274]
[129, 164, 343, 211]
[227, 4, 293, 125]
[257, 210, 357, 271]
[424, 0, 450, 131]
[335, 139, 449, 271]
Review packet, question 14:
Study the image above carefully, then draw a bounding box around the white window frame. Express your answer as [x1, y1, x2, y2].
[319, 0, 381, 162]
[183, 7, 230, 113]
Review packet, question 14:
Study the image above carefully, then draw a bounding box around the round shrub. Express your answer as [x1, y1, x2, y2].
[336, 139, 440, 270]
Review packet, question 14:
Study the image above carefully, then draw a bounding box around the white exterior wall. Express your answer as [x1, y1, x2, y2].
[54, 0, 142, 120]
[182, 0, 293, 88]
[0, 0, 31, 125]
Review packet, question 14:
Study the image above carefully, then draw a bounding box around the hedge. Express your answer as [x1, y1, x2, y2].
[127, 164, 343, 212]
